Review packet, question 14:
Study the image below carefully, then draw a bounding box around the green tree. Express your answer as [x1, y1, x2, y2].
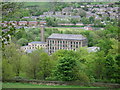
[70, 18, 78, 25]
[114, 54, 120, 83]
[39, 52, 52, 80]
[17, 38, 28, 46]
[26, 50, 42, 79]
[2, 58, 15, 80]
[2, 43, 22, 78]
[81, 17, 90, 24]
[94, 51, 105, 80]
[2, 2, 28, 21]
[55, 56, 78, 81]
[89, 16, 95, 23]
[97, 39, 112, 54]
[45, 17, 58, 27]
[105, 55, 116, 82]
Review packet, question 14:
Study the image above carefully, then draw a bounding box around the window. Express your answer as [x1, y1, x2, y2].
[76, 45, 78, 48]
[66, 41, 67, 44]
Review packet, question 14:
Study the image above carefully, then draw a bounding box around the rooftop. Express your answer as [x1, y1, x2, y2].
[29, 41, 47, 44]
[47, 33, 86, 40]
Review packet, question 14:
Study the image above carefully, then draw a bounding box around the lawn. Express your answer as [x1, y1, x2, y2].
[2, 82, 103, 88]
[45, 27, 85, 33]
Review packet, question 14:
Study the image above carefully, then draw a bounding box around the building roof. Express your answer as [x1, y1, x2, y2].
[29, 41, 47, 44]
[47, 33, 86, 40]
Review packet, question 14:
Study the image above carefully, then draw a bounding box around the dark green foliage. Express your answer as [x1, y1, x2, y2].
[55, 56, 77, 81]
[70, 18, 78, 25]
[17, 38, 28, 46]
[45, 17, 58, 27]
[2, 2, 30, 21]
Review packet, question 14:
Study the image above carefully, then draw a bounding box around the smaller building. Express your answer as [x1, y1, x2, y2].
[87, 47, 100, 52]
[21, 41, 47, 53]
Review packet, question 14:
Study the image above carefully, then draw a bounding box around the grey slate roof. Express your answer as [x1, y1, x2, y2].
[29, 41, 47, 44]
[47, 33, 86, 40]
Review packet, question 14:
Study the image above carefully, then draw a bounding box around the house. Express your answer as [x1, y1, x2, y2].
[43, 11, 54, 15]
[62, 7, 73, 15]
[46, 33, 87, 54]
[8, 21, 18, 26]
[39, 21, 46, 25]
[1, 21, 8, 27]
[31, 16, 38, 20]
[28, 21, 38, 26]
[18, 21, 28, 26]
[55, 12, 62, 15]
[84, 26, 93, 30]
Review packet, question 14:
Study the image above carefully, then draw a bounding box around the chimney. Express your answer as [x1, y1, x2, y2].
[40, 25, 44, 42]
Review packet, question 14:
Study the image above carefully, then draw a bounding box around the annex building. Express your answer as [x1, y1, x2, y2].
[21, 41, 47, 53]
[46, 33, 87, 54]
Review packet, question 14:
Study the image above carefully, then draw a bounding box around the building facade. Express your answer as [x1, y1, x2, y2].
[21, 41, 47, 53]
[46, 33, 87, 54]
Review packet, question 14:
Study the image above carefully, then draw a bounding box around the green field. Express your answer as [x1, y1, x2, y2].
[2, 82, 103, 88]
[24, 2, 52, 9]
[45, 27, 85, 32]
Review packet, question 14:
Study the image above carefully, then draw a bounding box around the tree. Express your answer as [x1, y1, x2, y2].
[97, 38, 112, 54]
[45, 17, 58, 27]
[94, 51, 106, 80]
[53, 50, 89, 82]
[114, 54, 120, 83]
[17, 38, 28, 46]
[2, 43, 22, 78]
[105, 55, 116, 82]
[24, 49, 52, 80]
[26, 50, 42, 79]
[55, 56, 78, 81]
[2, 2, 28, 21]
[39, 52, 52, 80]
[89, 16, 95, 24]
[70, 18, 78, 25]
[81, 17, 90, 24]
[2, 58, 15, 80]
